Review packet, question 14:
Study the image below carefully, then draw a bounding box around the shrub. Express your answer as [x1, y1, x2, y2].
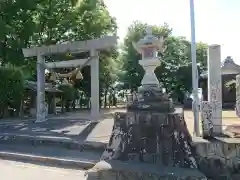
[0, 64, 24, 115]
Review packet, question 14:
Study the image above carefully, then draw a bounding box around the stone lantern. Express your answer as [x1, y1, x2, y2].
[129, 26, 173, 112]
[132, 26, 165, 87]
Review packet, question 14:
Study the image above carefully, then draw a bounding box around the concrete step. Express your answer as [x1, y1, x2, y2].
[0, 144, 102, 169]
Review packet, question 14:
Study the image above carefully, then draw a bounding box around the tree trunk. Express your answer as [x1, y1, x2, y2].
[19, 99, 24, 117]
[72, 100, 76, 109]
[104, 89, 108, 108]
[65, 101, 70, 112]
[79, 92, 83, 108]
[0, 105, 5, 118]
[61, 97, 65, 113]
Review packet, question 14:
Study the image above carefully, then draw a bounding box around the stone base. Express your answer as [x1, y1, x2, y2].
[127, 85, 174, 113]
[86, 84, 207, 180]
[87, 160, 206, 180]
[86, 111, 207, 179]
[193, 137, 240, 180]
[101, 111, 197, 168]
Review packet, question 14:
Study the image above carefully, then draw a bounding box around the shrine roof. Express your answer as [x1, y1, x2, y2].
[24, 80, 62, 93]
[200, 57, 240, 79]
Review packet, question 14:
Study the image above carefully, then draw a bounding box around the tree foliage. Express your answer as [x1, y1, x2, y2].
[0, 0, 119, 107]
[0, 64, 24, 115]
[58, 84, 75, 101]
[0, 0, 210, 110]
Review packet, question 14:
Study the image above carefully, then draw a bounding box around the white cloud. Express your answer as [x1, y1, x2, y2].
[104, 0, 240, 64]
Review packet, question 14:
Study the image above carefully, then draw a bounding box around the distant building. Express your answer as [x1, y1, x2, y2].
[199, 56, 240, 109]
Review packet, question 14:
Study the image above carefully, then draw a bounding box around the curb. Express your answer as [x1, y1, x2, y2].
[82, 140, 107, 151]
[0, 151, 96, 169]
[0, 134, 84, 150]
[0, 134, 108, 152]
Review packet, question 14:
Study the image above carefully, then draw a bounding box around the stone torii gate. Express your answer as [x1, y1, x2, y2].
[22, 36, 117, 122]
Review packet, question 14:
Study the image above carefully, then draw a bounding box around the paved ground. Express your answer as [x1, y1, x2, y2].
[0, 108, 239, 146]
[0, 108, 183, 146]
[184, 110, 240, 136]
[1, 159, 86, 180]
[0, 108, 240, 180]
[0, 109, 122, 144]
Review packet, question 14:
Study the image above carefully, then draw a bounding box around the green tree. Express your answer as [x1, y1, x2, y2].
[0, 0, 119, 108]
[0, 64, 25, 117]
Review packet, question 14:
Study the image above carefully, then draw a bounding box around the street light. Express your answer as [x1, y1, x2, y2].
[190, 0, 200, 136]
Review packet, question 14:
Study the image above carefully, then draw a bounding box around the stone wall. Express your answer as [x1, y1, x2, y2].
[194, 140, 240, 180]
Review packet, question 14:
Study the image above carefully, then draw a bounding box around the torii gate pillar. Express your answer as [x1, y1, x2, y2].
[90, 50, 100, 121]
[36, 55, 46, 122]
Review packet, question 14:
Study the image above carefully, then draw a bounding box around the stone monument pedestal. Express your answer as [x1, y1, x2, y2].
[86, 86, 206, 180]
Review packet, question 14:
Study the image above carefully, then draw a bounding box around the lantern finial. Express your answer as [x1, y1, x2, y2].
[146, 26, 152, 35]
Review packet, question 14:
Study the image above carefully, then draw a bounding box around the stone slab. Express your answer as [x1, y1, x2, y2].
[224, 124, 240, 137]
[207, 45, 222, 133]
[191, 136, 210, 145]
[214, 137, 240, 144]
[50, 123, 90, 135]
[200, 101, 214, 137]
[84, 118, 113, 149]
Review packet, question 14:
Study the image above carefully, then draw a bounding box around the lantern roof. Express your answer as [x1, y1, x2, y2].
[132, 26, 165, 54]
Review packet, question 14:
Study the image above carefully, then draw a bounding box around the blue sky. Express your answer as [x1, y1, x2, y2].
[103, 0, 240, 64]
